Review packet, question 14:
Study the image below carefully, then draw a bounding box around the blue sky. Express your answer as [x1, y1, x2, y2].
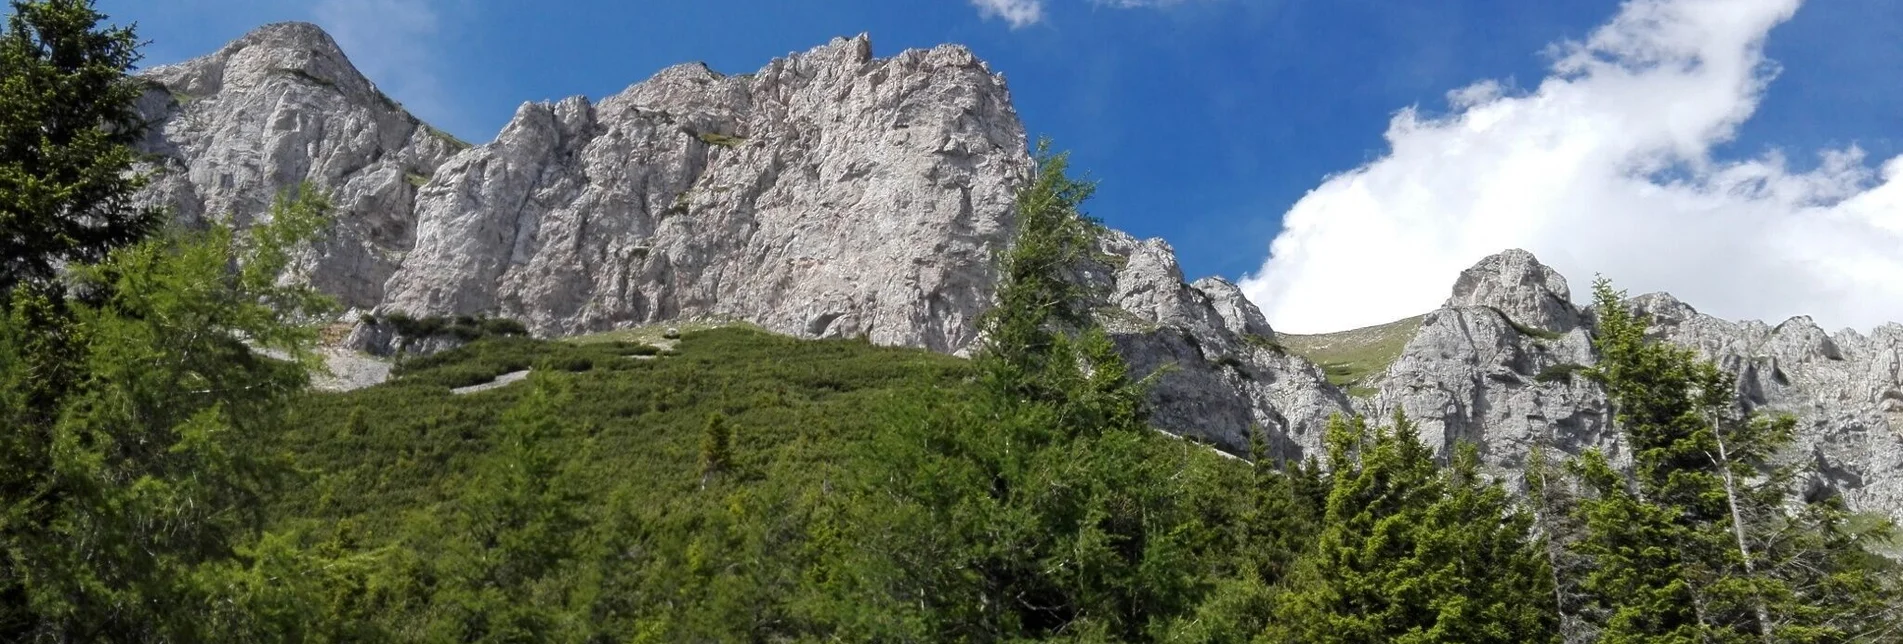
[100, 0, 1903, 332]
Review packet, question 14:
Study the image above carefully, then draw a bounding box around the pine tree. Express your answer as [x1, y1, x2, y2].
[1269, 412, 1558, 643]
[0, 0, 159, 294]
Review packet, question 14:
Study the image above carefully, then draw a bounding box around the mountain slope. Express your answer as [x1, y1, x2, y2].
[131, 22, 1349, 466]
[132, 24, 1903, 520]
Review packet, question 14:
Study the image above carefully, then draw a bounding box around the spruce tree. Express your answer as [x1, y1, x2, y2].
[818, 139, 1229, 641]
[1574, 277, 1902, 642]
[701, 410, 733, 482]
[1270, 412, 1558, 643]
[0, 0, 159, 294]
[411, 374, 593, 642]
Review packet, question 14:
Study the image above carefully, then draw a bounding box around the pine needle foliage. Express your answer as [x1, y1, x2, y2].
[0, 0, 159, 294]
[1571, 277, 1902, 642]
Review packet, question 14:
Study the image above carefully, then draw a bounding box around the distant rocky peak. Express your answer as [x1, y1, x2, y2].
[1445, 248, 1581, 332]
[1192, 277, 1276, 340]
[144, 22, 373, 103]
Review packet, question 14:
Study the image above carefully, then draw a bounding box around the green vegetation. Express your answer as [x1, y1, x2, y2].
[405, 170, 430, 188]
[1, 184, 337, 639]
[168, 88, 203, 105]
[273, 67, 337, 89]
[1491, 306, 1565, 340]
[1536, 362, 1588, 383]
[1540, 279, 1902, 641]
[423, 123, 471, 150]
[0, 0, 158, 293]
[371, 311, 529, 343]
[696, 131, 745, 147]
[570, 319, 755, 345]
[1280, 314, 1424, 395]
[1271, 415, 1557, 642]
[1242, 332, 1286, 354]
[2, 9, 1897, 635]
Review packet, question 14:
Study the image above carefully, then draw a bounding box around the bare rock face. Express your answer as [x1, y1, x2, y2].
[134, 24, 1903, 520]
[1369, 250, 1903, 520]
[134, 22, 463, 307]
[1629, 298, 1903, 517]
[1445, 248, 1581, 333]
[380, 35, 1027, 352]
[1078, 231, 1351, 458]
[136, 25, 1023, 353]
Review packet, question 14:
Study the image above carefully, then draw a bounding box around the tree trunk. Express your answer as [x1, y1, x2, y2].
[1710, 428, 1774, 643]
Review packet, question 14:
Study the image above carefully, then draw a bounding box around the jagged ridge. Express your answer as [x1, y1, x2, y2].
[132, 24, 1903, 521]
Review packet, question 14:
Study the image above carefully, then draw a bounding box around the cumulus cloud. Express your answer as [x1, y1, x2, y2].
[971, 0, 1045, 28]
[1240, 0, 1903, 334]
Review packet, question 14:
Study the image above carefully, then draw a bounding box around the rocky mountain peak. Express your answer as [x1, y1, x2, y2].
[135, 22, 465, 309]
[1445, 248, 1581, 332]
[143, 22, 363, 101]
[130, 26, 1903, 522]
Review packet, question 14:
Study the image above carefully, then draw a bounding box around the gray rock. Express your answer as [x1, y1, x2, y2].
[136, 25, 1903, 521]
[1081, 230, 1351, 460]
[1445, 248, 1581, 333]
[1372, 250, 1903, 521]
[378, 35, 1028, 353]
[451, 370, 532, 396]
[134, 22, 462, 308]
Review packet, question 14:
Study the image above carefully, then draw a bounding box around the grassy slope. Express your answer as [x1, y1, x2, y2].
[268, 327, 974, 543]
[1277, 315, 1425, 397]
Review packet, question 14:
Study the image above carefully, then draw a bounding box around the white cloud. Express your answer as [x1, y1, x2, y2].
[311, 0, 455, 131]
[971, 0, 1045, 28]
[970, 0, 1193, 27]
[1240, 0, 1903, 334]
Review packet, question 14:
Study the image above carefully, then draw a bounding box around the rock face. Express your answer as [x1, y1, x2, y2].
[132, 22, 1339, 457]
[134, 22, 464, 308]
[140, 25, 1024, 353]
[1076, 232, 1351, 457]
[1445, 248, 1581, 333]
[381, 38, 1027, 351]
[1365, 250, 1903, 520]
[136, 24, 1903, 520]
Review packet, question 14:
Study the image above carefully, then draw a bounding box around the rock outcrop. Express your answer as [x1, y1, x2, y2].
[132, 21, 1341, 458]
[1365, 250, 1903, 520]
[380, 37, 1027, 351]
[134, 24, 1903, 520]
[1078, 232, 1351, 456]
[134, 22, 463, 307]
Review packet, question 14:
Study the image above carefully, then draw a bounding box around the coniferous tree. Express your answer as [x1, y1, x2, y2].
[701, 410, 733, 482]
[1242, 423, 1317, 585]
[1270, 412, 1558, 643]
[410, 374, 593, 642]
[1525, 443, 1595, 642]
[0, 0, 159, 294]
[1574, 277, 1902, 642]
[0, 186, 335, 641]
[817, 139, 1233, 641]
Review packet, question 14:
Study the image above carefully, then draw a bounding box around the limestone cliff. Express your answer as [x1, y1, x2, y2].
[1364, 249, 1903, 520]
[133, 24, 1902, 520]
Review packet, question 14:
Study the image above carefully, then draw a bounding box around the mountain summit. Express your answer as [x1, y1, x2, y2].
[132, 23, 1903, 521]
